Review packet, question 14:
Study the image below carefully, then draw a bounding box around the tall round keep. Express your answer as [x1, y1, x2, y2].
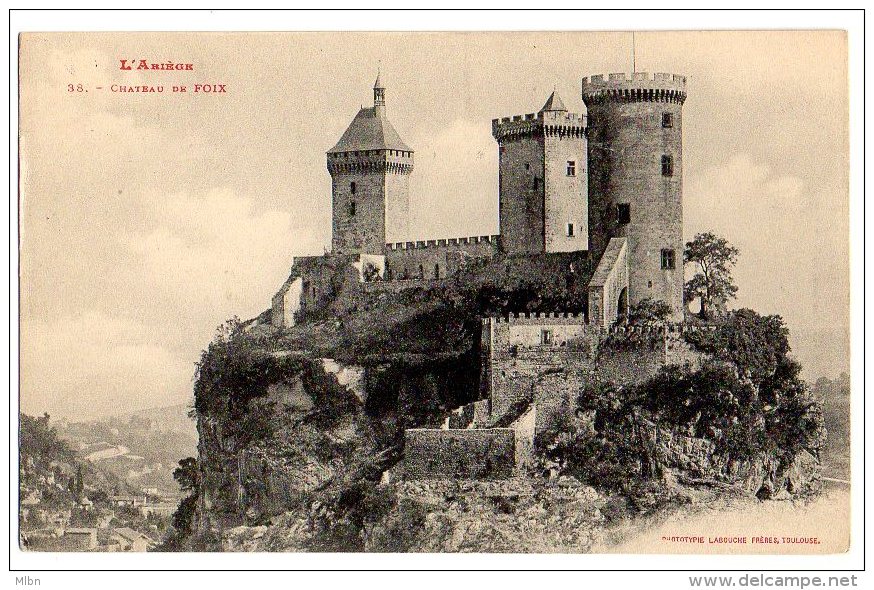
[582, 72, 687, 321]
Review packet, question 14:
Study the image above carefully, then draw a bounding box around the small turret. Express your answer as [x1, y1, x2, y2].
[540, 89, 567, 113]
[373, 70, 386, 115]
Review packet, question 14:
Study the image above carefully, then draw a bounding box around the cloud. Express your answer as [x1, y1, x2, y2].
[685, 153, 848, 377]
[20, 312, 194, 420]
[121, 187, 320, 324]
[408, 119, 498, 240]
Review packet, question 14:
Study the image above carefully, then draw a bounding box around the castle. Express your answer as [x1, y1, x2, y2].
[271, 70, 687, 329]
[263, 70, 703, 479]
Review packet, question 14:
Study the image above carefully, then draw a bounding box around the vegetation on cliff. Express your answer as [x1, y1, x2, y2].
[169, 233, 832, 552]
[540, 308, 824, 501]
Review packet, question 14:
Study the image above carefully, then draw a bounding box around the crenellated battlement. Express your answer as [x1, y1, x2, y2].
[482, 315, 715, 336]
[327, 149, 414, 175]
[483, 312, 588, 326]
[491, 111, 586, 142]
[582, 72, 687, 105]
[386, 234, 501, 251]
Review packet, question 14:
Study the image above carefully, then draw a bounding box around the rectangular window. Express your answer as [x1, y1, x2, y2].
[541, 329, 553, 345]
[616, 203, 631, 224]
[662, 112, 673, 128]
[661, 248, 676, 270]
[661, 155, 674, 177]
[567, 223, 575, 237]
[349, 201, 356, 216]
[566, 161, 576, 176]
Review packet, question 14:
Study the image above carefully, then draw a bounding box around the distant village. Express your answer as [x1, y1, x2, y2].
[19, 410, 195, 552]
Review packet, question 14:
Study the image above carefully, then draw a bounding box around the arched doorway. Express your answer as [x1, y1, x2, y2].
[617, 287, 628, 323]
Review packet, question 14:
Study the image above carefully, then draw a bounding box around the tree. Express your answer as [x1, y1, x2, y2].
[173, 457, 199, 493]
[684, 232, 739, 319]
[625, 298, 672, 326]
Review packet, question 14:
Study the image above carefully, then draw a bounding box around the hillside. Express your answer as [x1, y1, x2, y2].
[56, 406, 197, 496]
[813, 374, 850, 480]
[19, 413, 172, 551]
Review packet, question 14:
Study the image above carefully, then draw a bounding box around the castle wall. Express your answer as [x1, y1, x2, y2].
[481, 315, 598, 422]
[383, 235, 499, 281]
[498, 135, 545, 255]
[481, 316, 708, 433]
[583, 73, 686, 321]
[271, 276, 303, 328]
[403, 428, 516, 479]
[543, 116, 588, 253]
[270, 254, 365, 327]
[588, 237, 629, 327]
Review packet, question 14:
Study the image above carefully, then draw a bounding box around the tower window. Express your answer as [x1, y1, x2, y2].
[662, 112, 674, 128]
[567, 223, 575, 237]
[541, 329, 553, 345]
[661, 155, 674, 177]
[566, 161, 576, 176]
[661, 248, 676, 270]
[616, 203, 631, 224]
[434, 263, 440, 279]
[525, 163, 530, 171]
[349, 201, 356, 216]
[350, 181, 356, 194]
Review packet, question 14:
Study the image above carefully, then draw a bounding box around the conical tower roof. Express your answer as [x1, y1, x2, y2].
[328, 106, 411, 153]
[540, 90, 567, 113]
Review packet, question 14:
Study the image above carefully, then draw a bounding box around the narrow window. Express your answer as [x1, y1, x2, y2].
[616, 203, 631, 224]
[525, 162, 530, 171]
[532, 177, 540, 191]
[349, 201, 356, 216]
[661, 248, 676, 270]
[661, 155, 674, 177]
[567, 223, 575, 237]
[541, 329, 553, 345]
[434, 263, 440, 279]
[662, 112, 673, 128]
[350, 181, 356, 194]
[566, 161, 576, 176]
[418, 264, 424, 279]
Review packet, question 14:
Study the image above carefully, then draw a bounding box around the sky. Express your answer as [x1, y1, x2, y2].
[18, 31, 849, 420]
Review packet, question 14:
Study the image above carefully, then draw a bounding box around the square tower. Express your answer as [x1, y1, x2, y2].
[327, 74, 413, 255]
[492, 91, 588, 255]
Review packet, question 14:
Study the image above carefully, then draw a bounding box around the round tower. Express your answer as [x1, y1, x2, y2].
[582, 72, 687, 321]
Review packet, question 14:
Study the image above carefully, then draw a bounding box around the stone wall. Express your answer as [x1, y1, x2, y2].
[543, 113, 588, 253]
[481, 317, 709, 431]
[498, 135, 545, 255]
[271, 276, 302, 328]
[588, 237, 629, 327]
[403, 428, 516, 479]
[331, 168, 389, 255]
[382, 235, 499, 282]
